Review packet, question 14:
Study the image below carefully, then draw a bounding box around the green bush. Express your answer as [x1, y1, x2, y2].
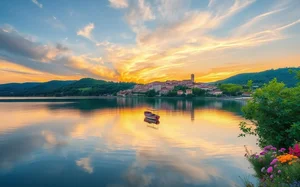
[240, 77, 300, 148]
[219, 83, 243, 96]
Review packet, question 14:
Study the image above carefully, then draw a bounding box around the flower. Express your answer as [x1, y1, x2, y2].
[278, 170, 281, 174]
[267, 166, 273, 173]
[279, 148, 286, 153]
[261, 167, 265, 172]
[271, 147, 277, 151]
[270, 175, 273, 179]
[289, 144, 300, 157]
[264, 145, 273, 151]
[274, 164, 277, 168]
[260, 151, 267, 155]
[277, 154, 298, 164]
[270, 158, 278, 165]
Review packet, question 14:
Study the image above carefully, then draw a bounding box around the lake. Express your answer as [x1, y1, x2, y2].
[0, 97, 259, 187]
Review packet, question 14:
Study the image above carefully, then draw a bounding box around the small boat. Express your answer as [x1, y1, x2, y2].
[144, 111, 160, 120]
[144, 117, 160, 125]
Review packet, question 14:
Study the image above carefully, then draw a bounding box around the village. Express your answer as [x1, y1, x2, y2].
[117, 74, 223, 97]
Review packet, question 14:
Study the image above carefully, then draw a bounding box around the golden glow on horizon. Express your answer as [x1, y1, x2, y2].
[0, 0, 299, 84]
[0, 55, 299, 84]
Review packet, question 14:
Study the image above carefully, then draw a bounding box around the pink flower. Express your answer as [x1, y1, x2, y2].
[278, 170, 281, 174]
[264, 145, 273, 151]
[289, 144, 300, 157]
[260, 151, 267, 155]
[279, 148, 286, 152]
[270, 175, 273, 179]
[270, 159, 278, 165]
[267, 166, 273, 173]
[271, 147, 277, 151]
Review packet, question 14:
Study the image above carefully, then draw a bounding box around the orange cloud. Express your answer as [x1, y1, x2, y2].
[0, 59, 82, 83]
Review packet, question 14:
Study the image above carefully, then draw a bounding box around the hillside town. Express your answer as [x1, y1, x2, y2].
[117, 74, 223, 97]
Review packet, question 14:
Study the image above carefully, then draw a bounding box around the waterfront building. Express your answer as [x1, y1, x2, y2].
[177, 90, 184, 95]
[186, 89, 193, 95]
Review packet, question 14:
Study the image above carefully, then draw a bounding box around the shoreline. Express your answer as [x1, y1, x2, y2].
[0, 96, 252, 101]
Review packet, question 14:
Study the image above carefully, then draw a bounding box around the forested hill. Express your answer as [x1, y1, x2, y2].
[216, 67, 300, 87]
[0, 78, 135, 96]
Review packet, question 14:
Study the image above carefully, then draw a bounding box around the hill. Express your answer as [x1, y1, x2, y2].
[0, 82, 40, 96]
[23, 80, 76, 96]
[0, 78, 135, 96]
[216, 67, 300, 87]
[55, 78, 135, 96]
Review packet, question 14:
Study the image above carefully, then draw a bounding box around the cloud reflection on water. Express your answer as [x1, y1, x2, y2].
[0, 98, 258, 186]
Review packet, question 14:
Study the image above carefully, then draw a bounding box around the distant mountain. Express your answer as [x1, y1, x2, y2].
[0, 78, 135, 96]
[0, 82, 40, 96]
[23, 80, 76, 95]
[56, 78, 135, 96]
[216, 67, 300, 87]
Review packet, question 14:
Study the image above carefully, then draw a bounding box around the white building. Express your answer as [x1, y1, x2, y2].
[151, 85, 162, 92]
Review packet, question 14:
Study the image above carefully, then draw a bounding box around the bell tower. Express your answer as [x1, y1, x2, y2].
[191, 74, 194, 83]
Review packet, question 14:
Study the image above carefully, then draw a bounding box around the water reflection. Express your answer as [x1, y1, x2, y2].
[0, 98, 257, 187]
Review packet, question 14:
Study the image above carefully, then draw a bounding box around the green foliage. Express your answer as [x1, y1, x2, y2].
[0, 78, 135, 96]
[247, 152, 274, 179]
[270, 162, 300, 186]
[240, 78, 300, 148]
[217, 67, 300, 87]
[166, 90, 177, 97]
[247, 80, 253, 92]
[219, 83, 243, 96]
[173, 85, 188, 92]
[192, 88, 205, 96]
[145, 89, 158, 97]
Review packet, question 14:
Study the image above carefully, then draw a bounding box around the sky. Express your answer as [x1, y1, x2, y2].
[0, 0, 299, 84]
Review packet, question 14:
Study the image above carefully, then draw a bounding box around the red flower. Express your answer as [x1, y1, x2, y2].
[289, 144, 300, 157]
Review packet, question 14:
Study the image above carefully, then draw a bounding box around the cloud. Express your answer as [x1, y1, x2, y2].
[109, 0, 128, 9]
[235, 8, 285, 35]
[94, 0, 300, 83]
[125, 0, 155, 27]
[76, 157, 93, 174]
[56, 43, 69, 52]
[31, 0, 43, 8]
[208, 0, 215, 8]
[0, 59, 43, 76]
[0, 27, 69, 62]
[66, 55, 119, 80]
[0, 25, 123, 83]
[77, 23, 95, 40]
[2, 1, 300, 83]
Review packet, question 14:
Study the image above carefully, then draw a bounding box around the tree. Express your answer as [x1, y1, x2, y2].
[166, 90, 177, 97]
[247, 80, 253, 92]
[220, 84, 243, 96]
[240, 78, 300, 148]
[145, 89, 157, 97]
[192, 88, 205, 96]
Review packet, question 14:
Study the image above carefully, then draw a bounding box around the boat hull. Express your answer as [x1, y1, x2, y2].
[144, 117, 160, 124]
[144, 111, 160, 120]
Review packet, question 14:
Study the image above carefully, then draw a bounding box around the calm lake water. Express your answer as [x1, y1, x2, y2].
[0, 97, 259, 187]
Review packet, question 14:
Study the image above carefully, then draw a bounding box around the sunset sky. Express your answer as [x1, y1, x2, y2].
[0, 0, 299, 83]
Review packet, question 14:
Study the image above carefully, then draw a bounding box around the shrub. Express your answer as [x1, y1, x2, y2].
[240, 78, 300, 148]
